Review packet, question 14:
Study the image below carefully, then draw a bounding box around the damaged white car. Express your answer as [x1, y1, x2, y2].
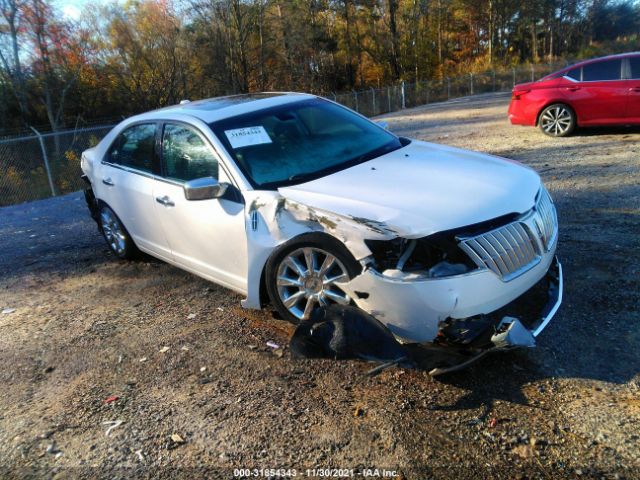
[81, 93, 562, 354]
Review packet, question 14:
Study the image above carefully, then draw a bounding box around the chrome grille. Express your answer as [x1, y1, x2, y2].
[458, 188, 558, 282]
[459, 222, 541, 281]
[534, 187, 558, 251]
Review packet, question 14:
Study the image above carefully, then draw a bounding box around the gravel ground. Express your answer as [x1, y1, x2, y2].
[0, 94, 639, 479]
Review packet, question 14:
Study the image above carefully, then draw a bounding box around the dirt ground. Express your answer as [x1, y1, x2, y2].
[0, 93, 638, 479]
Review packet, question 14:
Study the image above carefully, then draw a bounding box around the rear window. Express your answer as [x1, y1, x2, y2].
[107, 123, 156, 172]
[582, 59, 621, 81]
[629, 56, 640, 79]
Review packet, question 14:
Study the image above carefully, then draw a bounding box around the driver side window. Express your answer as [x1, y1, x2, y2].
[162, 123, 219, 182]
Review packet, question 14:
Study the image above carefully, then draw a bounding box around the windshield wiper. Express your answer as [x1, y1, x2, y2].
[287, 173, 315, 183]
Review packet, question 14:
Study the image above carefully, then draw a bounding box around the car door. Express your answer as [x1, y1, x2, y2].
[624, 55, 640, 122]
[153, 121, 248, 293]
[560, 58, 627, 125]
[99, 122, 172, 260]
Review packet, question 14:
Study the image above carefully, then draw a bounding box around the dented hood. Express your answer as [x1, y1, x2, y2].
[278, 140, 541, 238]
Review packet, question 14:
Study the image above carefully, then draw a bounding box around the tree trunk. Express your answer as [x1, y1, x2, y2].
[343, 0, 355, 87]
[0, 0, 29, 123]
[276, 2, 293, 89]
[387, 0, 401, 80]
[531, 21, 538, 62]
[488, 0, 493, 65]
[437, 0, 443, 67]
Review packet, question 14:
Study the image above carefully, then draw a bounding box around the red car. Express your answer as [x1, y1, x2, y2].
[508, 52, 640, 137]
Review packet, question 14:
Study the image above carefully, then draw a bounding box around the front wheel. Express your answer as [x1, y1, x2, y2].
[99, 204, 138, 260]
[265, 234, 361, 323]
[539, 103, 576, 137]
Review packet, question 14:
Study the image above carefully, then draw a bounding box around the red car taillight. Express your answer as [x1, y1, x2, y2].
[512, 89, 530, 100]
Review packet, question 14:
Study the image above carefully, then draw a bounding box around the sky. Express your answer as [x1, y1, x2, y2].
[61, 3, 82, 20]
[56, 0, 119, 21]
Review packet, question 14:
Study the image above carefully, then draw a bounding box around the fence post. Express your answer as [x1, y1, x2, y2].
[426, 81, 430, 104]
[492, 70, 496, 92]
[387, 86, 392, 112]
[512, 68, 516, 88]
[29, 126, 56, 197]
[530, 64, 535, 82]
[470, 73, 474, 95]
[371, 87, 376, 115]
[353, 90, 359, 112]
[400, 81, 406, 109]
[331, 91, 337, 102]
[447, 77, 450, 100]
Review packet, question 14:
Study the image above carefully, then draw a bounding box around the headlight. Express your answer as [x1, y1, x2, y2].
[364, 236, 476, 279]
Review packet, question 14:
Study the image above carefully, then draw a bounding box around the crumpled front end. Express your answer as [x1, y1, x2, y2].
[244, 178, 561, 357]
[339, 187, 562, 344]
[341, 252, 560, 343]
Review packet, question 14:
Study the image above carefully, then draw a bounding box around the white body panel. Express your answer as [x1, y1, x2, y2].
[95, 162, 173, 260]
[152, 176, 248, 294]
[81, 93, 561, 343]
[279, 140, 541, 238]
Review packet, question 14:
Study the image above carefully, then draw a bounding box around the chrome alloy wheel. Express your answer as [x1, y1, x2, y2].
[540, 106, 572, 136]
[276, 247, 351, 320]
[100, 208, 126, 256]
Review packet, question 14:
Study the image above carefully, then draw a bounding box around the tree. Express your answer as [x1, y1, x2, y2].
[101, 0, 191, 110]
[2, 0, 640, 134]
[0, 0, 28, 123]
[23, 0, 88, 132]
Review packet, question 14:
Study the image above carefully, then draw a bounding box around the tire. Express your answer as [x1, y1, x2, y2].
[538, 103, 576, 137]
[265, 233, 362, 324]
[98, 204, 138, 260]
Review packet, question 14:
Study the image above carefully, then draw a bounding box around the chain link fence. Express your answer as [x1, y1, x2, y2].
[0, 62, 568, 207]
[332, 62, 568, 116]
[0, 125, 114, 206]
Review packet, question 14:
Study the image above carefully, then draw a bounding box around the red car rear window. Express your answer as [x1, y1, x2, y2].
[582, 59, 621, 81]
[629, 57, 640, 79]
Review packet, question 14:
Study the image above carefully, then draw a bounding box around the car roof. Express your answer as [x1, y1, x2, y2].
[128, 92, 318, 124]
[537, 52, 640, 81]
[563, 52, 640, 70]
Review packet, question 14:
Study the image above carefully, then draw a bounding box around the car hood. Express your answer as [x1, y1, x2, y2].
[278, 140, 541, 238]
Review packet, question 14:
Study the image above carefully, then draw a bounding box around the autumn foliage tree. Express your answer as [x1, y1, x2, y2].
[0, 0, 639, 133]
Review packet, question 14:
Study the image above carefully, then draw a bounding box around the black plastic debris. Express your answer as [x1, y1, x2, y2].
[289, 305, 521, 377]
[290, 305, 409, 364]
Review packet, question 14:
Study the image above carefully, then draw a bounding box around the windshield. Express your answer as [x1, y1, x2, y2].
[209, 98, 402, 189]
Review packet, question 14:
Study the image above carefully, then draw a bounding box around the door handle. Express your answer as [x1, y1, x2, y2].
[155, 195, 175, 207]
[565, 86, 581, 92]
[629, 87, 640, 92]
[102, 177, 114, 186]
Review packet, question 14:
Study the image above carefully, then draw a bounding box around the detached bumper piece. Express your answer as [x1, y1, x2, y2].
[82, 176, 100, 224]
[290, 258, 563, 377]
[427, 256, 562, 376]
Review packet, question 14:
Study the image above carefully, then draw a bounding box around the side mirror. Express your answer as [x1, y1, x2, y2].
[183, 177, 229, 201]
[376, 120, 389, 130]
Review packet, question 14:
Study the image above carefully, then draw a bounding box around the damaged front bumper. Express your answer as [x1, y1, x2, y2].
[342, 255, 563, 375]
[343, 244, 561, 342]
[428, 256, 562, 375]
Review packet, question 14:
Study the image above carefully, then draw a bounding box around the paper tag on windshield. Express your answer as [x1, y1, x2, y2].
[224, 126, 272, 149]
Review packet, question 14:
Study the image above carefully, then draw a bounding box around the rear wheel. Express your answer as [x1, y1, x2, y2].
[266, 234, 361, 323]
[539, 104, 576, 137]
[99, 204, 138, 260]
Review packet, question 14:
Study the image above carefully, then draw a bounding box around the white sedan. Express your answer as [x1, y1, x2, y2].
[81, 93, 562, 346]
